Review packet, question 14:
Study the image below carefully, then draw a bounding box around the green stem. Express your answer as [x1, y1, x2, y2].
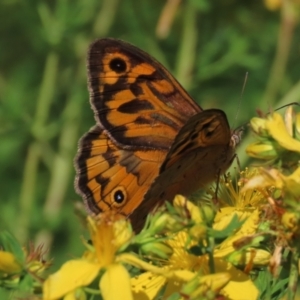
[33, 52, 59, 135]
[175, 0, 198, 90]
[17, 52, 58, 243]
[42, 95, 81, 221]
[17, 143, 40, 243]
[93, 0, 120, 37]
[287, 251, 299, 300]
[262, 1, 296, 106]
[207, 237, 215, 273]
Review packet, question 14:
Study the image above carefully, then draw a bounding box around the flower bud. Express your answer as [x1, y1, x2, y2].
[140, 241, 173, 259]
[181, 272, 230, 298]
[0, 251, 22, 274]
[228, 249, 271, 267]
[149, 213, 170, 234]
[246, 142, 278, 160]
[250, 117, 268, 137]
[282, 211, 300, 234]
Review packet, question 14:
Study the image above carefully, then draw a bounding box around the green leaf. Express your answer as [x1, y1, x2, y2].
[208, 214, 244, 239]
[0, 231, 25, 265]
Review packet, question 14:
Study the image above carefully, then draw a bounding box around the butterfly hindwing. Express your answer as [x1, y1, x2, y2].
[75, 125, 167, 218]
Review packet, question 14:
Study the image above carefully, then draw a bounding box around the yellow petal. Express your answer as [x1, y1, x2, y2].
[131, 272, 166, 300]
[283, 167, 300, 197]
[167, 269, 196, 281]
[0, 251, 22, 274]
[87, 216, 116, 266]
[214, 258, 259, 299]
[100, 263, 133, 300]
[112, 219, 133, 250]
[189, 224, 207, 240]
[266, 113, 300, 153]
[222, 273, 258, 300]
[43, 260, 99, 300]
[214, 207, 256, 231]
[214, 209, 259, 257]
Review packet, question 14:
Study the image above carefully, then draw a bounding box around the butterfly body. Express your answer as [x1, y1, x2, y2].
[75, 38, 239, 231]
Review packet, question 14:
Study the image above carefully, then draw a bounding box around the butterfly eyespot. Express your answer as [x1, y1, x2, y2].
[109, 58, 127, 73]
[111, 186, 127, 207]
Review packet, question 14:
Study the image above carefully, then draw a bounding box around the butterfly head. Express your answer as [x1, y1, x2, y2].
[231, 126, 244, 148]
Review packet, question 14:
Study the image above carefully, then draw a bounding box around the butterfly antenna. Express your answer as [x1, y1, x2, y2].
[274, 102, 300, 112]
[232, 72, 248, 130]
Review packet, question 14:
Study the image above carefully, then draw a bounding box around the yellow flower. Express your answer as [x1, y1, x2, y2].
[219, 168, 265, 208]
[43, 214, 135, 300]
[247, 110, 300, 163]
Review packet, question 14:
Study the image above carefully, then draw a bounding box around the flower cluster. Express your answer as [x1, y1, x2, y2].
[1, 108, 300, 299]
[43, 195, 263, 300]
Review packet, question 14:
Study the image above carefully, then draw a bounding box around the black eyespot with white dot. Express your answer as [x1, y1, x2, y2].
[111, 186, 127, 207]
[114, 189, 125, 204]
[109, 58, 127, 73]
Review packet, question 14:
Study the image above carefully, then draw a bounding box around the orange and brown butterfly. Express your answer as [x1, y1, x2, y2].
[74, 38, 241, 232]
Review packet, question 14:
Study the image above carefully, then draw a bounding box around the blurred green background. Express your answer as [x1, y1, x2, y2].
[1, 0, 300, 269]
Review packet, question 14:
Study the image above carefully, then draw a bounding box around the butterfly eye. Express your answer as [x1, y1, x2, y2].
[109, 58, 127, 73]
[111, 186, 127, 207]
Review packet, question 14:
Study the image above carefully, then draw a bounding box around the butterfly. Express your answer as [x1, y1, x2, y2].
[75, 38, 241, 232]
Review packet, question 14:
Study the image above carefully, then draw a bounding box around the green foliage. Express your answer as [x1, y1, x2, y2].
[0, 0, 300, 297]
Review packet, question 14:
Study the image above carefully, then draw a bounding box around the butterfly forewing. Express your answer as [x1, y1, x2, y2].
[88, 38, 201, 150]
